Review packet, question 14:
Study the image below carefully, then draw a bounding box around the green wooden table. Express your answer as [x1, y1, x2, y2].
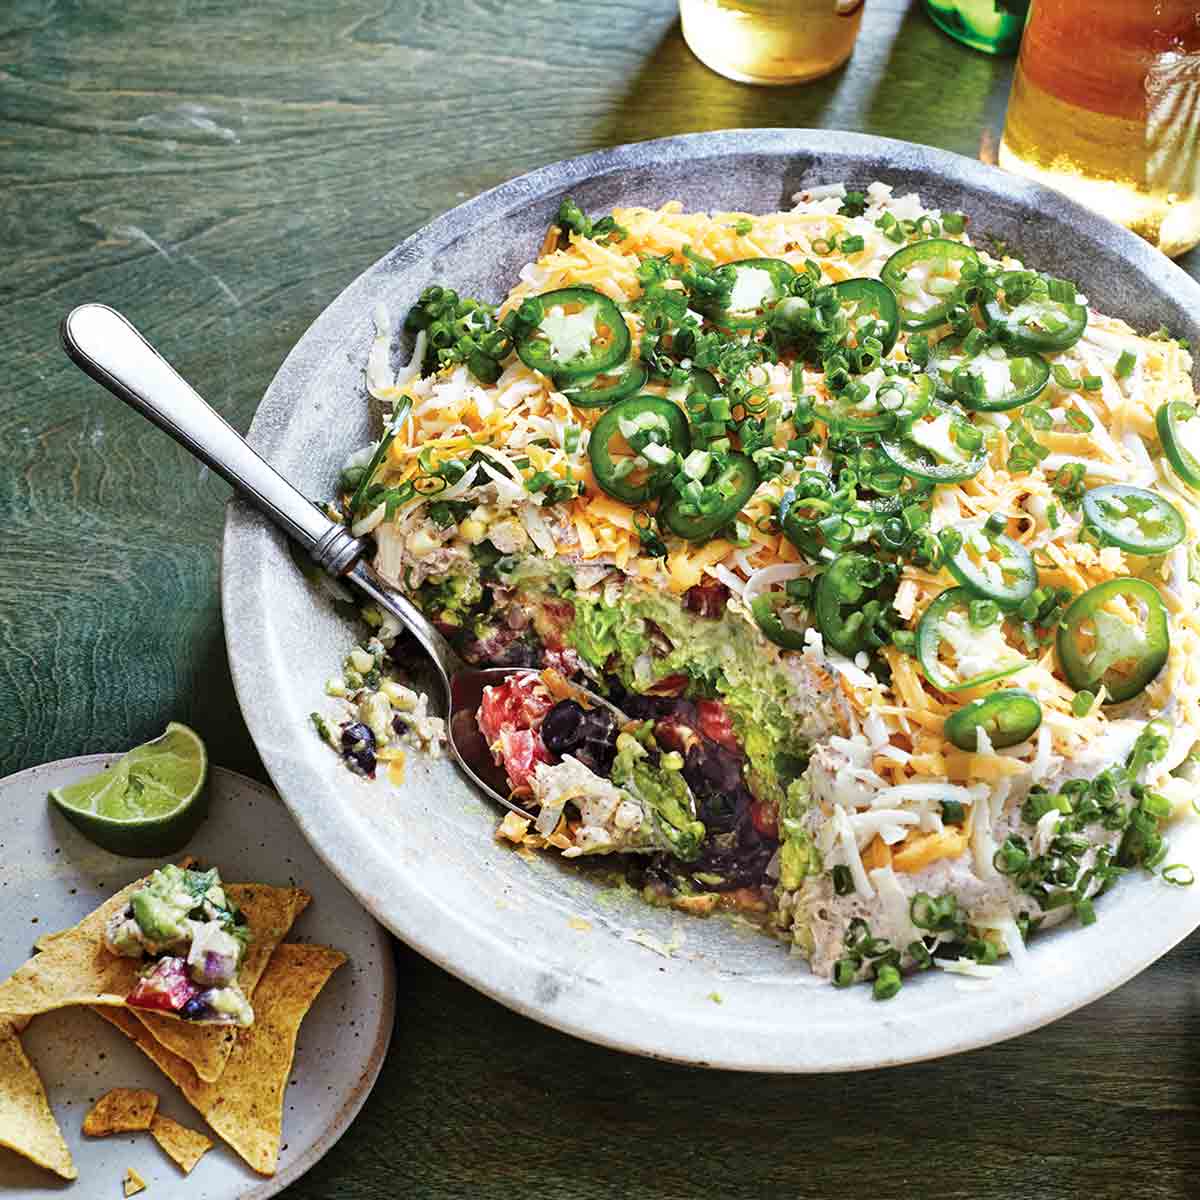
[4, 2, 1199, 1195]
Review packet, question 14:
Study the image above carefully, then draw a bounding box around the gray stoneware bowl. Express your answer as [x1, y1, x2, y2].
[222, 129, 1200, 1071]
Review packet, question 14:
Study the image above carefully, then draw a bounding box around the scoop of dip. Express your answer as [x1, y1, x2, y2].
[104, 864, 253, 1025]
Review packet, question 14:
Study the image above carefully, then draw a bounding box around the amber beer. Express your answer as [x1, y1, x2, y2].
[999, 0, 1200, 257]
[680, 0, 866, 86]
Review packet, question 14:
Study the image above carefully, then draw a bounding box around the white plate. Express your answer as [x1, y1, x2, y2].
[221, 129, 1200, 1071]
[0, 756, 394, 1197]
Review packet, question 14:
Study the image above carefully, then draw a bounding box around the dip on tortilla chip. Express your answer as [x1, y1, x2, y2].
[82, 1087, 159, 1135]
[150, 1113, 213, 1174]
[128, 885, 310, 1082]
[2, 869, 310, 1084]
[0, 1018, 76, 1180]
[97, 942, 345, 1176]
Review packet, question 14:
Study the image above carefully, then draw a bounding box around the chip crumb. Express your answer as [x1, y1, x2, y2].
[98, 943, 345, 1178]
[545, 816, 573, 850]
[150, 1113, 213, 1174]
[496, 811, 532, 843]
[83, 1088, 159, 1136]
[567, 916, 591, 932]
[123, 1166, 146, 1196]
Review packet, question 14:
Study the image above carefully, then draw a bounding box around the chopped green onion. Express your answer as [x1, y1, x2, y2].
[832, 864, 853, 895]
[734, 218, 754, 236]
[1114, 350, 1137, 379]
[969, 598, 999, 628]
[1142, 791, 1172, 820]
[941, 800, 965, 824]
[1082, 374, 1103, 392]
[1071, 690, 1095, 717]
[907, 940, 933, 969]
[957, 423, 984, 452]
[832, 958, 857, 988]
[1051, 363, 1082, 390]
[993, 837, 1031, 876]
[1075, 897, 1097, 925]
[942, 212, 967, 234]
[839, 191, 868, 218]
[873, 964, 902, 1001]
[1162, 863, 1195, 886]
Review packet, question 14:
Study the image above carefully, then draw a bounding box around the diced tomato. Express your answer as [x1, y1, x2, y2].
[497, 727, 552, 791]
[654, 716, 698, 755]
[478, 674, 556, 791]
[684, 582, 729, 619]
[696, 700, 738, 751]
[478, 675, 554, 744]
[645, 673, 689, 697]
[127, 957, 197, 1014]
[749, 798, 779, 839]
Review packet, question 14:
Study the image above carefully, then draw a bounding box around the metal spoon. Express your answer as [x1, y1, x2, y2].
[60, 303, 616, 821]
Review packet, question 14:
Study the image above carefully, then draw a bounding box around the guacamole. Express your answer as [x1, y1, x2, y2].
[104, 865, 253, 1026]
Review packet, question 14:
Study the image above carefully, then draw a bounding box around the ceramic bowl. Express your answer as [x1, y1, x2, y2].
[222, 130, 1200, 1071]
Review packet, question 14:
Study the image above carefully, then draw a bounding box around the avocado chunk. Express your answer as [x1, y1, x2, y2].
[612, 742, 705, 861]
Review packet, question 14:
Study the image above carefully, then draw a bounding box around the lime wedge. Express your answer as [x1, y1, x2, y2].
[49, 723, 210, 856]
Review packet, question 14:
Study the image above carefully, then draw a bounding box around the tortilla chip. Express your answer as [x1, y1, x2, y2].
[83, 1087, 159, 1135]
[131, 886, 311, 1083]
[9, 877, 310, 1086]
[0, 875, 156, 1018]
[32, 929, 68, 952]
[150, 1114, 212, 1174]
[124, 1166, 146, 1196]
[97, 943, 346, 1176]
[0, 1020, 76, 1180]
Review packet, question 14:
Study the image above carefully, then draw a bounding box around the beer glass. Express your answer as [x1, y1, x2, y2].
[679, 0, 866, 86]
[999, 0, 1200, 257]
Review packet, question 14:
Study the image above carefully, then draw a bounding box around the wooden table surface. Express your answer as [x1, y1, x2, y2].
[4, 2, 1200, 1196]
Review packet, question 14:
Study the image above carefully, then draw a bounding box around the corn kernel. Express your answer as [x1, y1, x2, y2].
[349, 648, 376, 674]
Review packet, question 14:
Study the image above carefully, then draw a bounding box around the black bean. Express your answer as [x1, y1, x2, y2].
[180, 997, 208, 1020]
[683, 741, 743, 798]
[541, 700, 587, 755]
[697, 790, 740, 834]
[341, 721, 377, 776]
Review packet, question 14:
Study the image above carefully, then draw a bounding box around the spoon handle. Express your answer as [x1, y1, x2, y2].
[60, 303, 462, 682]
[59, 303, 362, 574]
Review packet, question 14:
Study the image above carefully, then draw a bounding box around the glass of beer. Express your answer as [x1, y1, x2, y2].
[679, 0, 866, 86]
[999, 0, 1200, 257]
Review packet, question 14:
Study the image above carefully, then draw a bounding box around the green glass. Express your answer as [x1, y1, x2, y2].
[923, 0, 1029, 56]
